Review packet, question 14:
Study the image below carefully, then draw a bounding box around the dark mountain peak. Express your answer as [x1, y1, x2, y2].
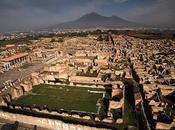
[51, 12, 142, 29]
[86, 12, 100, 16]
[83, 12, 102, 17]
[79, 12, 105, 21]
[78, 12, 127, 22]
[83, 12, 119, 18]
[111, 15, 119, 19]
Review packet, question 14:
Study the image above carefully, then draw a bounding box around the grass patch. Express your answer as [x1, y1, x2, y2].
[122, 79, 137, 126]
[12, 84, 104, 113]
[0, 38, 33, 47]
[20, 63, 32, 69]
[128, 33, 175, 40]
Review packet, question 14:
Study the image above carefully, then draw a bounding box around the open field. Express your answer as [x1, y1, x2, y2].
[128, 33, 175, 40]
[12, 84, 104, 113]
[20, 63, 33, 69]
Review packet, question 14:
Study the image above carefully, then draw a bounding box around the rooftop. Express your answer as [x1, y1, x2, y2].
[1, 53, 28, 62]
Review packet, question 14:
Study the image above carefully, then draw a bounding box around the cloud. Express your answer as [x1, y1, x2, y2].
[0, 0, 174, 31]
[0, 0, 135, 31]
[62, 0, 107, 21]
[113, 0, 128, 3]
[125, 0, 175, 27]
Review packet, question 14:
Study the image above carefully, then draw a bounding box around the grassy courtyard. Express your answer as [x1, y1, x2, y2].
[20, 63, 32, 69]
[12, 84, 104, 113]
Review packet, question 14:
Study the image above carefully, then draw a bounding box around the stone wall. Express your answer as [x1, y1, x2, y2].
[0, 78, 33, 106]
[0, 111, 109, 130]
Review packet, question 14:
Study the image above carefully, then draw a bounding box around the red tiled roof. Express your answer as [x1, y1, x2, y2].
[1, 53, 28, 62]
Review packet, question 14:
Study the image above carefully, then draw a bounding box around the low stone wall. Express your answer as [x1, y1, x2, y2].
[0, 78, 33, 106]
[0, 111, 108, 130]
[48, 82, 105, 89]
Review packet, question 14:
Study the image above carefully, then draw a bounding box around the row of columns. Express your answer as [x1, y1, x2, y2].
[10, 56, 28, 67]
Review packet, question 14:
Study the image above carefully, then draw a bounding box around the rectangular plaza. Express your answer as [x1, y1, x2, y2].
[12, 84, 105, 114]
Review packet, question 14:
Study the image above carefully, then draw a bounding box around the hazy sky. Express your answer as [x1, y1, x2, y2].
[0, 0, 175, 32]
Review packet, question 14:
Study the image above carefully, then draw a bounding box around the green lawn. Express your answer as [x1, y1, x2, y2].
[12, 84, 104, 113]
[20, 63, 32, 69]
[122, 79, 137, 126]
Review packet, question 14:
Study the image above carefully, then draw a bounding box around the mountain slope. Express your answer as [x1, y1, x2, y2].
[51, 12, 142, 29]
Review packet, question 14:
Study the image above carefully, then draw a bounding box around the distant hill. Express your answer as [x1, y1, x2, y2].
[50, 12, 142, 29]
